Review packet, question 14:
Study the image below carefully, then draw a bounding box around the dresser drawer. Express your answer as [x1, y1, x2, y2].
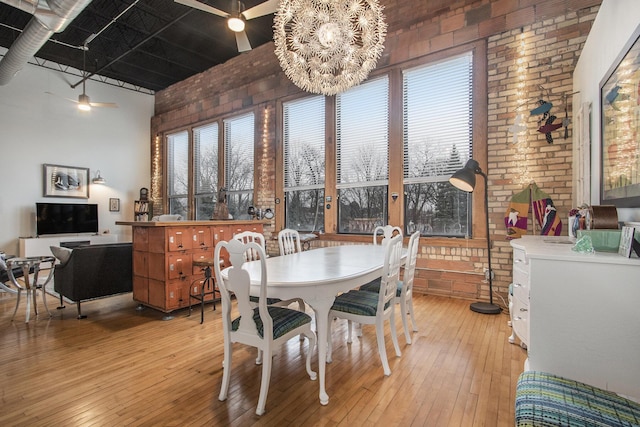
[511, 295, 529, 346]
[512, 268, 530, 300]
[513, 248, 528, 266]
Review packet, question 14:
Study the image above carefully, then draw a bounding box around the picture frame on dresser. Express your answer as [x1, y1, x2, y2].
[599, 23, 640, 208]
[618, 226, 636, 257]
[43, 164, 89, 199]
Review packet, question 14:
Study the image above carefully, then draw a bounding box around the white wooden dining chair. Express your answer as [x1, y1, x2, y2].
[213, 238, 317, 416]
[358, 224, 403, 299]
[233, 230, 266, 261]
[361, 230, 420, 344]
[234, 230, 306, 352]
[373, 225, 403, 246]
[277, 228, 302, 255]
[234, 230, 305, 309]
[327, 234, 403, 376]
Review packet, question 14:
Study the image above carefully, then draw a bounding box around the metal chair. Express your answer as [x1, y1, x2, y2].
[5, 256, 55, 323]
[188, 257, 222, 324]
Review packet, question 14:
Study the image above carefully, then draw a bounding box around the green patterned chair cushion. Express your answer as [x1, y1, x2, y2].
[231, 306, 312, 339]
[360, 278, 403, 297]
[515, 371, 640, 427]
[249, 296, 283, 305]
[331, 290, 390, 316]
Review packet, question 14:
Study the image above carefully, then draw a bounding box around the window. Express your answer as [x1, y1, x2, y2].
[166, 130, 189, 218]
[283, 96, 325, 231]
[194, 123, 218, 220]
[224, 113, 254, 219]
[403, 52, 473, 237]
[336, 76, 389, 234]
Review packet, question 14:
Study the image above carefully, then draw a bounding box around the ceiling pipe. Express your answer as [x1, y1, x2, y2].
[0, 0, 93, 85]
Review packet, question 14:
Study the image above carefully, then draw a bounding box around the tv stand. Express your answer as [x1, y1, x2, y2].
[20, 235, 118, 259]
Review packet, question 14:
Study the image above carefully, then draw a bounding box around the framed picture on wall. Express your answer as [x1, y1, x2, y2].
[43, 164, 89, 199]
[600, 23, 640, 208]
[109, 198, 120, 212]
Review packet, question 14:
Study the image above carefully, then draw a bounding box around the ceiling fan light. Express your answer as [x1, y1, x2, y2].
[228, 16, 245, 32]
[78, 93, 91, 111]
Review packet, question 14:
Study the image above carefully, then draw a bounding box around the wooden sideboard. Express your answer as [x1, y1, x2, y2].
[510, 235, 640, 401]
[116, 220, 264, 313]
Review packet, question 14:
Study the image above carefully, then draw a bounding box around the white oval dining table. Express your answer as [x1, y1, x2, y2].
[221, 244, 402, 406]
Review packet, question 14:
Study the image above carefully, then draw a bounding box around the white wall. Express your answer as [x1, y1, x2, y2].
[0, 50, 154, 255]
[573, 0, 640, 223]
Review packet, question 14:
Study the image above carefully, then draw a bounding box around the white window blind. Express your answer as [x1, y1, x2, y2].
[194, 122, 218, 194]
[403, 52, 473, 183]
[336, 76, 389, 188]
[284, 95, 325, 190]
[224, 113, 254, 192]
[167, 130, 189, 196]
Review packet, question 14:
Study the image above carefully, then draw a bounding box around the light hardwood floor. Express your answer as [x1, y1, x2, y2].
[0, 290, 526, 426]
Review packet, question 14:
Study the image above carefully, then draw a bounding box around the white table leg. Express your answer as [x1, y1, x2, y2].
[307, 296, 335, 406]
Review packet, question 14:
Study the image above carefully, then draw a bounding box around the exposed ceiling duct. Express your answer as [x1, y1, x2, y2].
[0, 0, 92, 85]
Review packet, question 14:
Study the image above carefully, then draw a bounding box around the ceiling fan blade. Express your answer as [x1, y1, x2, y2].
[174, 0, 230, 18]
[235, 31, 252, 52]
[45, 91, 79, 104]
[90, 101, 118, 108]
[242, 0, 278, 20]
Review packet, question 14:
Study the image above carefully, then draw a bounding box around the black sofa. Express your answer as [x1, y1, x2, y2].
[53, 243, 133, 318]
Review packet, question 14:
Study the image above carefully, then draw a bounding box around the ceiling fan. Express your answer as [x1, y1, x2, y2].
[46, 46, 117, 111]
[175, 0, 278, 52]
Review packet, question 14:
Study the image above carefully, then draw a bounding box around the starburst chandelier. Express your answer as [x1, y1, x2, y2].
[273, 0, 387, 96]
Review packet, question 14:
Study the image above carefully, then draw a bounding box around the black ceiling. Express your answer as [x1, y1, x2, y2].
[0, 0, 277, 92]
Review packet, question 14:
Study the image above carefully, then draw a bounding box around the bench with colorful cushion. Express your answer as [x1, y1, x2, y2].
[515, 371, 640, 426]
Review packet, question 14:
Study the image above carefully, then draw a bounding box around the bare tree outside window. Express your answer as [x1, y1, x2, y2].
[167, 130, 189, 218]
[403, 52, 473, 237]
[225, 113, 254, 219]
[195, 123, 218, 219]
[336, 76, 389, 234]
[284, 96, 325, 231]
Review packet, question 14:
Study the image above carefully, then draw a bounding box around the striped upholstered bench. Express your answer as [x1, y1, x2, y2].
[515, 371, 640, 426]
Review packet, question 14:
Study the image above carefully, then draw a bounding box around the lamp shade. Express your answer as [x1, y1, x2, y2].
[92, 170, 105, 184]
[449, 159, 480, 192]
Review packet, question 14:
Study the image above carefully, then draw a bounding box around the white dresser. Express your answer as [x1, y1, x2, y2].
[510, 235, 640, 401]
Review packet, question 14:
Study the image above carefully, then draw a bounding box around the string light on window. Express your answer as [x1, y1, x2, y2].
[152, 135, 161, 202]
[511, 29, 532, 186]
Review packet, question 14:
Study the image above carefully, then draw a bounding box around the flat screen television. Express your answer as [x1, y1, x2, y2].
[36, 202, 99, 236]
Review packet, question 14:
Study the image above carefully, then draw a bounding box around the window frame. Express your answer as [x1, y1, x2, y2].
[162, 109, 258, 220]
[282, 95, 326, 232]
[335, 75, 390, 235]
[402, 51, 474, 238]
[161, 41, 487, 245]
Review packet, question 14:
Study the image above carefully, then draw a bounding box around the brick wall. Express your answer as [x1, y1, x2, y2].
[151, 0, 601, 304]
